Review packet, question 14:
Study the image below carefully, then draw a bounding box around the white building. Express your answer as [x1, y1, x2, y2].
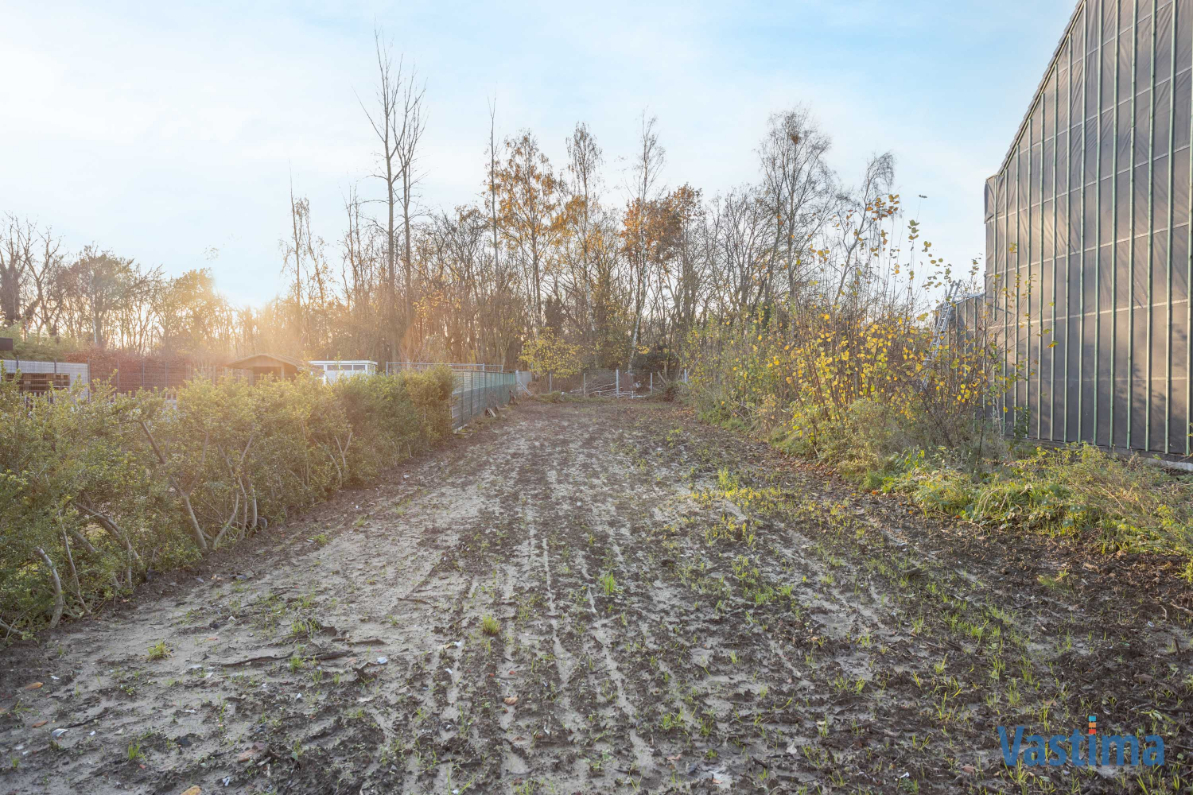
[309, 360, 378, 385]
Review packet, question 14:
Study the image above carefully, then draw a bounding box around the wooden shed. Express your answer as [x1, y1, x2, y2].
[225, 353, 307, 384]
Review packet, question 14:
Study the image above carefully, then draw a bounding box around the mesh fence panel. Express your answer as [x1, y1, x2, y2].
[539, 368, 679, 397]
[386, 363, 516, 429]
[450, 370, 517, 429]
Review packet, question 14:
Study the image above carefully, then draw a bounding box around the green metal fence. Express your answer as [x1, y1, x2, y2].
[385, 363, 516, 429]
[450, 370, 516, 429]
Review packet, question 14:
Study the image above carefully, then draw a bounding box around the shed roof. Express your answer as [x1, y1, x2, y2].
[226, 353, 308, 371]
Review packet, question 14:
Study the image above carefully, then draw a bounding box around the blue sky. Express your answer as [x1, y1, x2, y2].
[1, 0, 1076, 305]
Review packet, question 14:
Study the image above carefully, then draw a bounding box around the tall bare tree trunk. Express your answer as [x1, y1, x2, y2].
[359, 28, 404, 361]
[289, 174, 304, 348]
[628, 113, 664, 370]
[488, 100, 500, 284]
[396, 68, 426, 346]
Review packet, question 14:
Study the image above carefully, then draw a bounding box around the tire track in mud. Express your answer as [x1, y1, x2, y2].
[503, 411, 652, 789]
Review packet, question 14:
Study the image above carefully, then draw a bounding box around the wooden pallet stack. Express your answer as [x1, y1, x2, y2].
[2, 371, 71, 394]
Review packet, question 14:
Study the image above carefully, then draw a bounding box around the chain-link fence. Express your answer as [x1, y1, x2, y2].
[386, 361, 505, 373]
[524, 368, 689, 397]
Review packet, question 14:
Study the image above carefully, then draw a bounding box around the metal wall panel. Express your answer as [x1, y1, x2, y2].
[987, 0, 1193, 455]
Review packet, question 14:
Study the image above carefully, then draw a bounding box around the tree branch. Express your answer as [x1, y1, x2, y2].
[139, 418, 208, 552]
[34, 547, 64, 629]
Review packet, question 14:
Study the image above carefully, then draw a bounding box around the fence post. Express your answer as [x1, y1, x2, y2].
[548, 372, 553, 392]
[583, 371, 587, 397]
[615, 369, 620, 397]
[650, 372, 653, 395]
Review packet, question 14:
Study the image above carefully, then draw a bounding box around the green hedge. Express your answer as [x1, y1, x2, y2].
[0, 366, 454, 638]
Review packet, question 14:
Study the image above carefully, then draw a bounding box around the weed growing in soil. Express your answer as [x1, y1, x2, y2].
[481, 615, 500, 636]
[126, 742, 144, 762]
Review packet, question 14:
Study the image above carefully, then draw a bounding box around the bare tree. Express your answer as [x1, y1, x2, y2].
[339, 184, 383, 357]
[626, 113, 665, 368]
[487, 99, 501, 285]
[564, 122, 604, 359]
[62, 248, 161, 349]
[282, 176, 307, 348]
[358, 28, 404, 358]
[0, 215, 34, 327]
[494, 131, 563, 333]
[830, 152, 896, 303]
[758, 108, 833, 305]
[395, 66, 427, 346]
[25, 225, 65, 336]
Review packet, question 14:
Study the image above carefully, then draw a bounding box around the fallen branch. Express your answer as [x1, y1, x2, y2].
[1170, 601, 1193, 618]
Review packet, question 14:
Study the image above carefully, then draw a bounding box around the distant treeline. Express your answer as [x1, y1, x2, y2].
[1, 36, 906, 376]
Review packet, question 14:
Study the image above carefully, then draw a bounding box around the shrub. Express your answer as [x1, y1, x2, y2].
[519, 330, 583, 380]
[0, 367, 453, 638]
[878, 443, 1193, 562]
[683, 223, 1191, 564]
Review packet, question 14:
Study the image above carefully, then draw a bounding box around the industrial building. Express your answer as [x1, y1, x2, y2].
[985, 0, 1192, 455]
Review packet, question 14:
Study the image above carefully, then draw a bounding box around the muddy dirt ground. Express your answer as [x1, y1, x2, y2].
[2, 400, 1192, 794]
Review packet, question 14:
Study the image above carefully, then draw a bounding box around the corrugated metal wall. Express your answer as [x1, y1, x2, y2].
[986, 0, 1192, 455]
